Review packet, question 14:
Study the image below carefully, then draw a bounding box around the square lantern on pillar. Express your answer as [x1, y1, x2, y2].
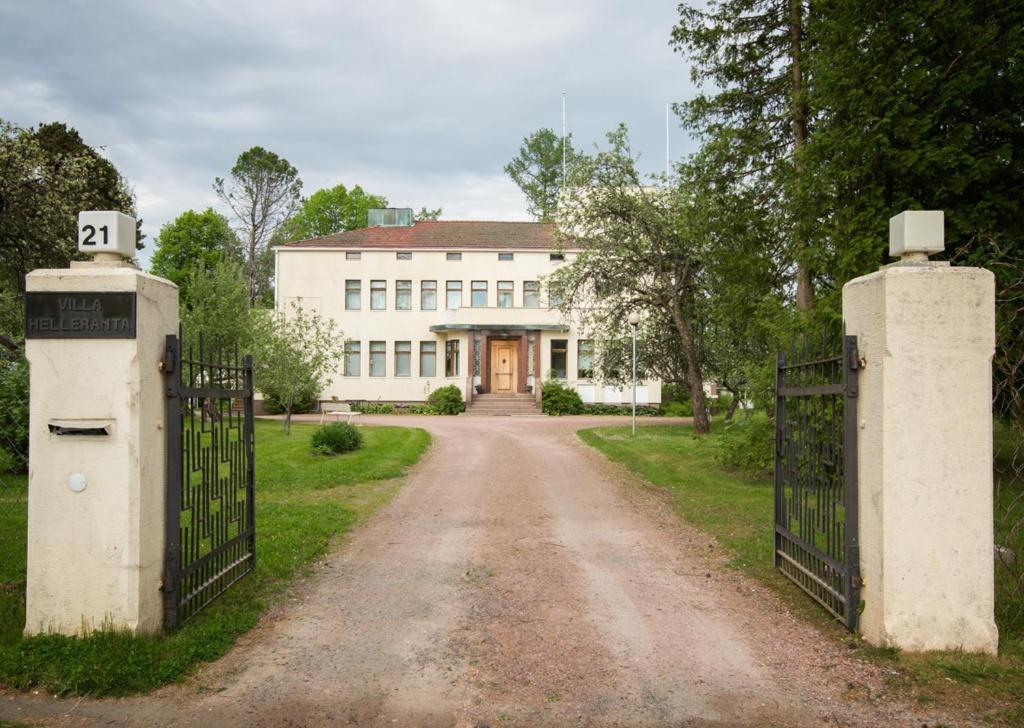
[889, 210, 944, 258]
[77, 211, 137, 258]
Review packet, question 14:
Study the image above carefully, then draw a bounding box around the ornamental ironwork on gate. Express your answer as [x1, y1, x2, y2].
[162, 332, 255, 629]
[775, 330, 861, 631]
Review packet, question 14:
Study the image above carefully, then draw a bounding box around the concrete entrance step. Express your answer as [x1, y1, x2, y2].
[464, 392, 544, 417]
[468, 401, 540, 407]
[466, 407, 544, 413]
[473, 394, 536, 400]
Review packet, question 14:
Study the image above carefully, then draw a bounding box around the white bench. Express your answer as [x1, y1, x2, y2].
[319, 402, 362, 425]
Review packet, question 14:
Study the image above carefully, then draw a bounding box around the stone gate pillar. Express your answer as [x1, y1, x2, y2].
[23, 212, 178, 636]
[843, 210, 998, 654]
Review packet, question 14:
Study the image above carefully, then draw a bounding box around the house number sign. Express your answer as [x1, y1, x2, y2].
[25, 292, 137, 339]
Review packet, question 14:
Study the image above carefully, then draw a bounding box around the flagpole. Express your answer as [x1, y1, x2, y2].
[665, 103, 671, 178]
[562, 92, 567, 184]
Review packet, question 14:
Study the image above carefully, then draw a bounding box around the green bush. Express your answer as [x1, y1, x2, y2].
[579, 403, 661, 416]
[713, 412, 774, 476]
[262, 385, 317, 415]
[427, 385, 464, 415]
[310, 422, 363, 455]
[352, 402, 396, 415]
[0, 359, 29, 472]
[541, 379, 583, 415]
[408, 404, 437, 415]
[661, 382, 691, 404]
[661, 400, 693, 417]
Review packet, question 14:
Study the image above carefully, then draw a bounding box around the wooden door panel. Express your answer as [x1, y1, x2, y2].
[490, 341, 518, 393]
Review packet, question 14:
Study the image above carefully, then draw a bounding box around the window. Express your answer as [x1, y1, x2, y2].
[420, 341, 437, 377]
[497, 281, 513, 308]
[421, 280, 437, 310]
[550, 253, 565, 262]
[471, 280, 487, 307]
[396, 251, 412, 260]
[369, 208, 413, 227]
[551, 339, 568, 379]
[345, 280, 361, 310]
[396, 280, 412, 310]
[369, 341, 386, 377]
[370, 280, 386, 310]
[395, 341, 411, 377]
[346, 252, 361, 260]
[445, 340, 460, 377]
[577, 340, 594, 379]
[498, 252, 513, 261]
[446, 252, 462, 261]
[446, 280, 462, 309]
[344, 341, 361, 377]
[524, 281, 539, 308]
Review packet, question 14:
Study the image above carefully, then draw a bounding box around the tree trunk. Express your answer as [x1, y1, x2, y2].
[247, 232, 258, 305]
[666, 296, 709, 434]
[283, 392, 293, 434]
[789, 0, 814, 312]
[725, 391, 740, 421]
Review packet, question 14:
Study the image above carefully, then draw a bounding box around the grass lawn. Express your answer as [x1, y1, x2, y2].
[0, 419, 429, 696]
[579, 423, 1024, 719]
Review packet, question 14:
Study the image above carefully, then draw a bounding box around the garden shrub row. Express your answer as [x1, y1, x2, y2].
[542, 380, 674, 417]
[351, 402, 396, 415]
[346, 385, 464, 416]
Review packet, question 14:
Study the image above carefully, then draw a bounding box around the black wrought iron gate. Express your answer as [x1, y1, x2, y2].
[162, 333, 255, 629]
[774, 332, 860, 630]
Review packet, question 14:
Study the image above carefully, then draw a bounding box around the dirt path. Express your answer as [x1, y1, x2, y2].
[0, 416, 985, 726]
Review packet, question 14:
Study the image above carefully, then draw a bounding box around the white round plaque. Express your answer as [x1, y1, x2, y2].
[68, 472, 88, 493]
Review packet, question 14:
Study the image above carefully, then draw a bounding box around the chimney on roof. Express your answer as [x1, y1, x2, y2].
[368, 208, 414, 227]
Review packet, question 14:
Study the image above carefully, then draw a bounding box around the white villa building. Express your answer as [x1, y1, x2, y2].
[273, 208, 661, 411]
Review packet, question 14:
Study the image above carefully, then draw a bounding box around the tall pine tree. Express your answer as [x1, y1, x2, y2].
[671, 0, 816, 310]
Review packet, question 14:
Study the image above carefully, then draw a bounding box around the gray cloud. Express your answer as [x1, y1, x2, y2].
[0, 0, 700, 267]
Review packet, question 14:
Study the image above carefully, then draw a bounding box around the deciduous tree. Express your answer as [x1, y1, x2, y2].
[251, 304, 343, 434]
[151, 208, 239, 301]
[0, 120, 137, 292]
[552, 125, 711, 433]
[277, 183, 387, 241]
[180, 259, 252, 357]
[414, 206, 443, 222]
[214, 147, 302, 305]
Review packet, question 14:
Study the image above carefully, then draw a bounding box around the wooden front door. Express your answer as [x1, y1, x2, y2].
[490, 340, 519, 393]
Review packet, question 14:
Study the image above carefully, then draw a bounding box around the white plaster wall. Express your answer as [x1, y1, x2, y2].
[24, 264, 178, 636]
[275, 247, 661, 404]
[537, 332, 661, 405]
[843, 262, 997, 654]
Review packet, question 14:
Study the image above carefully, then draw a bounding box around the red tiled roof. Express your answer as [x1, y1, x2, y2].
[278, 220, 559, 250]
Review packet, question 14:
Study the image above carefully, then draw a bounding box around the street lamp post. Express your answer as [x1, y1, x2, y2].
[628, 311, 640, 436]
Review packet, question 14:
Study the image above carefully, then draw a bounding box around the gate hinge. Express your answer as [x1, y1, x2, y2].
[847, 347, 862, 372]
[163, 338, 177, 374]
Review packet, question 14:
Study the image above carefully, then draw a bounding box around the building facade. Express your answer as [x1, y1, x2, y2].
[274, 211, 661, 407]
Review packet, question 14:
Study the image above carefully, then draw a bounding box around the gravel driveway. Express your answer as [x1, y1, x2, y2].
[0, 416, 986, 726]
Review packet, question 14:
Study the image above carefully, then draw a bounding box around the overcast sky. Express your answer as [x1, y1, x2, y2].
[0, 1, 700, 269]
